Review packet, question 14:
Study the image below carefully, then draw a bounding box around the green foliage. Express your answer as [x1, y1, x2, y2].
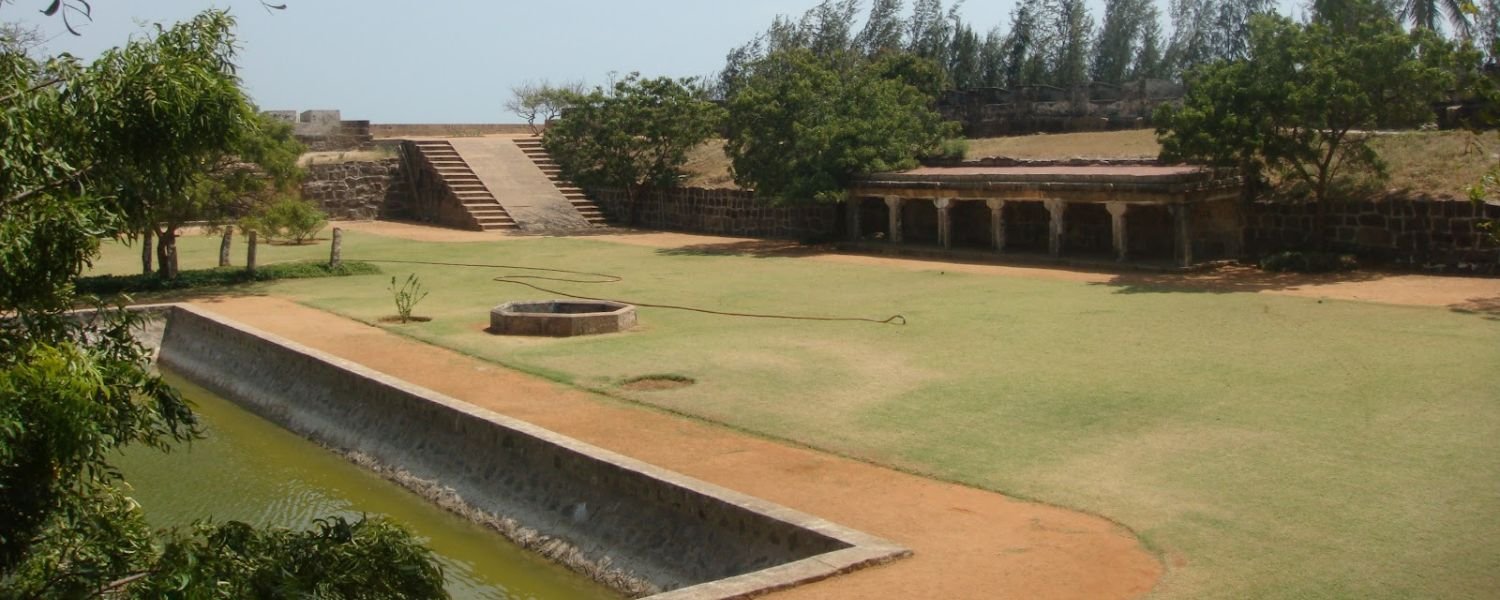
[132, 517, 445, 599]
[75, 261, 380, 297]
[244, 196, 328, 244]
[0, 309, 197, 580]
[1157, 5, 1451, 244]
[388, 274, 430, 323]
[0, 9, 445, 598]
[543, 73, 722, 215]
[723, 47, 959, 203]
[1258, 250, 1359, 273]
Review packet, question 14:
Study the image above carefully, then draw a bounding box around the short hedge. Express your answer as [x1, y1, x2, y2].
[76, 261, 381, 296]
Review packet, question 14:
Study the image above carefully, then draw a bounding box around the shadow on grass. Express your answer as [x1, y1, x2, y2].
[1448, 296, 1500, 321]
[1093, 266, 1391, 295]
[655, 239, 832, 258]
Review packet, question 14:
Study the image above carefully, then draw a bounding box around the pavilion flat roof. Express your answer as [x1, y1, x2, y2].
[852, 162, 1241, 202]
[901, 164, 1205, 178]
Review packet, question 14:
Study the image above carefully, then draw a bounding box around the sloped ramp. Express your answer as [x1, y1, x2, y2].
[445, 137, 594, 232]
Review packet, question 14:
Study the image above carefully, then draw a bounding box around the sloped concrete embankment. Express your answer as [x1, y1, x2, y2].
[153, 305, 906, 599]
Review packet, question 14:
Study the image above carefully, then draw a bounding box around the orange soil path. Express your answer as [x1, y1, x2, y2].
[192, 296, 1161, 599]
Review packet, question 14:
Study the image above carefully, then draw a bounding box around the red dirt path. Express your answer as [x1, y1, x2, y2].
[192, 296, 1161, 599]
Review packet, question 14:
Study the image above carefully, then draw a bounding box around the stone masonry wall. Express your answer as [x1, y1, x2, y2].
[301, 159, 410, 220]
[591, 186, 841, 240]
[1248, 197, 1500, 270]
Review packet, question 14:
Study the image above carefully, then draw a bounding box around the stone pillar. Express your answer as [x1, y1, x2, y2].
[1107, 202, 1129, 262]
[246, 231, 258, 273]
[219, 228, 233, 267]
[935, 198, 953, 249]
[140, 230, 153, 276]
[329, 227, 343, 269]
[1045, 199, 1066, 257]
[1173, 203, 1194, 267]
[885, 196, 904, 243]
[847, 198, 862, 241]
[986, 199, 1006, 252]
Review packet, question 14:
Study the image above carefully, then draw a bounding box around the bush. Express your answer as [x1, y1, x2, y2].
[923, 138, 969, 162]
[245, 197, 327, 244]
[1259, 251, 1358, 273]
[76, 261, 380, 296]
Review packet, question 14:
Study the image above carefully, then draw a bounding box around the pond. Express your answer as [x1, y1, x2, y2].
[115, 372, 618, 600]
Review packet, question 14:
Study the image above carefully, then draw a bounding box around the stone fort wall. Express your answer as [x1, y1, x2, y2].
[300, 158, 410, 220]
[590, 186, 841, 241]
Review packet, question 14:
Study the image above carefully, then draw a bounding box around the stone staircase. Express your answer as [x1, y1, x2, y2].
[512, 138, 608, 226]
[409, 140, 517, 231]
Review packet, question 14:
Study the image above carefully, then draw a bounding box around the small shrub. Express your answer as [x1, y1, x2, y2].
[924, 138, 969, 162]
[247, 197, 327, 244]
[1259, 251, 1358, 273]
[387, 274, 429, 324]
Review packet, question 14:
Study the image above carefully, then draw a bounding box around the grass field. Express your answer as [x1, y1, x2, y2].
[90, 230, 1500, 600]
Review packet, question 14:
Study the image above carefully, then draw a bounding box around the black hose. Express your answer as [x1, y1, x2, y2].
[360, 258, 907, 326]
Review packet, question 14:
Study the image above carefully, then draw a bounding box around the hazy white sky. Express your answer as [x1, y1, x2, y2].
[1, 0, 1303, 123]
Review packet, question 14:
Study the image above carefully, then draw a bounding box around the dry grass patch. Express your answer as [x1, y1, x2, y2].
[680, 139, 740, 189]
[299, 147, 397, 166]
[966, 129, 1162, 159]
[1367, 130, 1499, 199]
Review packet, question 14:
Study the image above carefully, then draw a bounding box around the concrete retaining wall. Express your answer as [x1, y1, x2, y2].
[153, 306, 905, 599]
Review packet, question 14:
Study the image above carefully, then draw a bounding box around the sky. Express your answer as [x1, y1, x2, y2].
[0, 0, 1298, 124]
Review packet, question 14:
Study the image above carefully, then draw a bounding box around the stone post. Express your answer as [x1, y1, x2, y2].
[1045, 198, 1066, 257]
[219, 228, 233, 267]
[847, 198, 862, 242]
[1107, 202, 1129, 262]
[329, 227, 343, 269]
[1173, 203, 1194, 267]
[935, 198, 953, 249]
[246, 230, 258, 273]
[885, 196, 904, 243]
[140, 230, 153, 276]
[987, 199, 1007, 252]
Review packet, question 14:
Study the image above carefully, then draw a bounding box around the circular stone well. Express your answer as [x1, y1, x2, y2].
[489, 300, 637, 337]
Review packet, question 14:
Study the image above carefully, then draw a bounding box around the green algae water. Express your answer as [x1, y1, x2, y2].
[115, 372, 617, 600]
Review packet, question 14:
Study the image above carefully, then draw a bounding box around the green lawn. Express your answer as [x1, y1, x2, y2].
[90, 229, 1500, 600]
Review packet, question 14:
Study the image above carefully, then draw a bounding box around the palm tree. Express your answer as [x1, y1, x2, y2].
[1401, 0, 1473, 38]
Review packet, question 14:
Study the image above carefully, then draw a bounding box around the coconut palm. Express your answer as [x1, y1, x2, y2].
[1401, 0, 1473, 38]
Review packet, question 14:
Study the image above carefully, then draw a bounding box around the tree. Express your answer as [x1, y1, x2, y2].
[947, 17, 982, 89]
[1164, 0, 1218, 78]
[856, 0, 907, 56]
[0, 10, 447, 598]
[978, 26, 1008, 87]
[504, 79, 585, 134]
[1156, 8, 1451, 247]
[907, 0, 952, 65]
[723, 48, 959, 203]
[1044, 0, 1093, 89]
[543, 73, 722, 223]
[1401, 0, 1474, 37]
[1004, 0, 1046, 87]
[1132, 7, 1166, 79]
[1093, 0, 1155, 84]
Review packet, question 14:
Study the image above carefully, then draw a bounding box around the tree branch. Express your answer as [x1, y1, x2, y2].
[0, 165, 93, 211]
[0, 77, 65, 105]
